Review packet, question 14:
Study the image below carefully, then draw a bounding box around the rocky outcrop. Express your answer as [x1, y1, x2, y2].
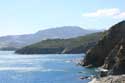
[108, 39, 125, 75]
[89, 75, 125, 83]
[82, 20, 125, 75]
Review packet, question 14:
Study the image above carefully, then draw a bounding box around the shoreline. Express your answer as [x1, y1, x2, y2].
[89, 75, 125, 83]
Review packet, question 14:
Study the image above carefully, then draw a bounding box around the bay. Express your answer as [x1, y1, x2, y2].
[0, 51, 97, 83]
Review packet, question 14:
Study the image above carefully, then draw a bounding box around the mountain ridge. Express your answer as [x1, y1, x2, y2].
[0, 26, 98, 50]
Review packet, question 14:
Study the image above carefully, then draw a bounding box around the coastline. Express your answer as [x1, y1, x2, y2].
[89, 75, 125, 83]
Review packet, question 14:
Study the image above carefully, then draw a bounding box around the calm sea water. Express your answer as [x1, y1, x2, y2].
[0, 51, 97, 83]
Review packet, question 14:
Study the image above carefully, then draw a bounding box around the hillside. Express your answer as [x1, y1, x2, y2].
[15, 32, 104, 54]
[82, 20, 125, 75]
[0, 26, 97, 50]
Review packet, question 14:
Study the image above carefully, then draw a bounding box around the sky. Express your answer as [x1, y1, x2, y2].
[0, 0, 125, 36]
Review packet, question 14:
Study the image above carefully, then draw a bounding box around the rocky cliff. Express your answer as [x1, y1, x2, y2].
[89, 75, 125, 83]
[82, 20, 125, 75]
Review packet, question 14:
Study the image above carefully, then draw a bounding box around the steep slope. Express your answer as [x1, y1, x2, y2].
[15, 32, 104, 54]
[0, 26, 97, 50]
[82, 20, 125, 75]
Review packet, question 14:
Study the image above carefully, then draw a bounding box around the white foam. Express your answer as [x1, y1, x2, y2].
[0, 67, 41, 71]
[0, 67, 66, 72]
[88, 78, 97, 83]
[65, 60, 71, 63]
[98, 68, 108, 72]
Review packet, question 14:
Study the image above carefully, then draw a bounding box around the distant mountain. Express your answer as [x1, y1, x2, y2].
[15, 32, 104, 54]
[0, 26, 98, 50]
[34, 26, 95, 39]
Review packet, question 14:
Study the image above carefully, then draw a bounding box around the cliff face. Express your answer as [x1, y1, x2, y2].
[83, 21, 125, 75]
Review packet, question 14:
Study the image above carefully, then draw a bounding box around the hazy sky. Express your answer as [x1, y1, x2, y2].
[0, 0, 125, 36]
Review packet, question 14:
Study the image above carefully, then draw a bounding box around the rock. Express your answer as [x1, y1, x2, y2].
[82, 20, 125, 75]
[100, 71, 108, 77]
[89, 75, 125, 83]
[102, 39, 122, 69]
[79, 76, 89, 80]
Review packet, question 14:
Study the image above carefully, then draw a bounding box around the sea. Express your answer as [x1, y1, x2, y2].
[0, 51, 97, 83]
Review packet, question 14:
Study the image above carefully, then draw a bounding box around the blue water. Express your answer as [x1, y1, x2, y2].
[0, 51, 97, 83]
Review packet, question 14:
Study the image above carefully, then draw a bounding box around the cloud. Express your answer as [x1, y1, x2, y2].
[82, 8, 125, 19]
[113, 12, 125, 19]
